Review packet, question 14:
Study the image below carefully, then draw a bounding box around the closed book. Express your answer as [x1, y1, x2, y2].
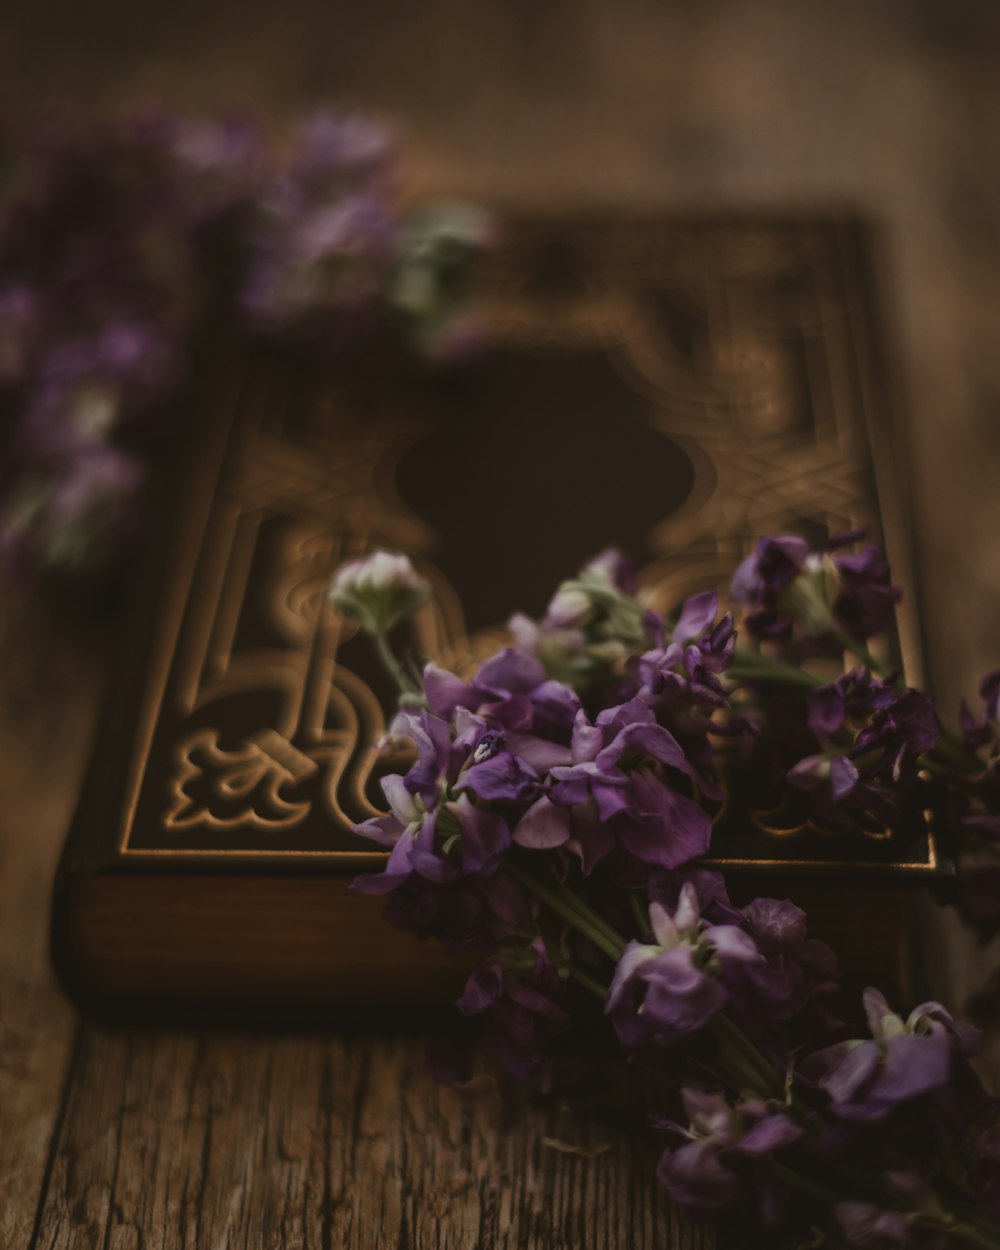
[51, 213, 945, 1020]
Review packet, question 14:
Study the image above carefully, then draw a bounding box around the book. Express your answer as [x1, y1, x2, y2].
[52, 213, 943, 1020]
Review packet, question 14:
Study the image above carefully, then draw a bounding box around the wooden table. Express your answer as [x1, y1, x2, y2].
[3, 2, 1000, 1245]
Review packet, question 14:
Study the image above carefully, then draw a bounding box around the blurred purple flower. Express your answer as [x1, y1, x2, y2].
[1, 444, 144, 576]
[457, 938, 570, 1079]
[657, 1087, 802, 1216]
[731, 532, 901, 646]
[833, 1202, 915, 1248]
[0, 108, 483, 586]
[0, 285, 40, 383]
[959, 670, 1000, 754]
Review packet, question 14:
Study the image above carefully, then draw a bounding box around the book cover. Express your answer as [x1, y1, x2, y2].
[52, 213, 941, 1019]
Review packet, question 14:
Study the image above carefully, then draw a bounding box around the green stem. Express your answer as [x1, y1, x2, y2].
[568, 964, 610, 1001]
[508, 860, 626, 962]
[835, 632, 886, 677]
[510, 864, 1000, 1248]
[373, 630, 420, 697]
[832, 637, 988, 774]
[509, 853, 1000, 1249]
[952, 1222, 1000, 1250]
[514, 863, 794, 1106]
[732, 644, 987, 787]
[728, 648, 823, 691]
[939, 1191, 1000, 1250]
[629, 891, 650, 938]
[934, 727, 987, 782]
[770, 1159, 843, 1208]
[514, 861, 793, 1101]
[711, 1011, 786, 1101]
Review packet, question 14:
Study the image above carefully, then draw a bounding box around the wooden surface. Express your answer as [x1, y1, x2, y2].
[34, 1032, 703, 1250]
[2, 645, 709, 1250]
[3, 1, 1000, 1246]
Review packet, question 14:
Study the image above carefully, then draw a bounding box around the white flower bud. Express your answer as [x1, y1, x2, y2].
[329, 550, 430, 633]
[547, 584, 594, 628]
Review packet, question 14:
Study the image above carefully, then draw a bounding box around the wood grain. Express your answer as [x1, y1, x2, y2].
[34, 1031, 708, 1250]
[0, 619, 98, 1249]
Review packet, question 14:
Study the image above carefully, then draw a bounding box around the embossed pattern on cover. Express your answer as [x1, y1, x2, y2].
[112, 216, 934, 874]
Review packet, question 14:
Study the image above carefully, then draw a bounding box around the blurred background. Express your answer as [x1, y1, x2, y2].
[3, 0, 998, 706]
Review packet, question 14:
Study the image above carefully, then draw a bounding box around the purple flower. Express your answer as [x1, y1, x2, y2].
[20, 323, 176, 462]
[0, 285, 39, 382]
[548, 699, 712, 872]
[456, 938, 570, 1079]
[732, 532, 901, 645]
[1, 444, 144, 576]
[350, 700, 545, 943]
[833, 1202, 915, 1248]
[353, 779, 510, 894]
[959, 670, 1000, 753]
[853, 687, 942, 768]
[509, 548, 654, 688]
[635, 592, 736, 801]
[648, 867, 745, 928]
[288, 112, 395, 188]
[735, 896, 842, 1032]
[423, 650, 581, 777]
[800, 989, 982, 1125]
[657, 1087, 803, 1216]
[0, 109, 491, 590]
[786, 672, 940, 833]
[606, 886, 759, 1047]
[639, 592, 735, 711]
[731, 536, 811, 639]
[240, 115, 397, 338]
[458, 750, 541, 804]
[833, 544, 904, 643]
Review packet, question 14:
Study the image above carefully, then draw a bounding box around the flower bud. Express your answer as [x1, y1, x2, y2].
[547, 584, 595, 629]
[329, 550, 430, 634]
[777, 552, 838, 636]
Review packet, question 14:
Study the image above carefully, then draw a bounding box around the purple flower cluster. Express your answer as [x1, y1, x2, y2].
[0, 118, 196, 578]
[0, 111, 490, 583]
[344, 542, 1000, 1249]
[732, 530, 901, 650]
[786, 670, 941, 832]
[351, 575, 739, 1077]
[238, 114, 397, 341]
[355, 581, 735, 876]
[657, 1087, 803, 1221]
[725, 535, 1000, 951]
[456, 937, 571, 1080]
[509, 548, 655, 692]
[640, 893, 999, 1245]
[352, 639, 722, 957]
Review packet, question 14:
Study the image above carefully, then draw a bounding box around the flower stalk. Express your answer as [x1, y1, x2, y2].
[337, 534, 1000, 1248]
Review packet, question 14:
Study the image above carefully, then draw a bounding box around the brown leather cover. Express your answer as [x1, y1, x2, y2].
[52, 213, 944, 1019]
